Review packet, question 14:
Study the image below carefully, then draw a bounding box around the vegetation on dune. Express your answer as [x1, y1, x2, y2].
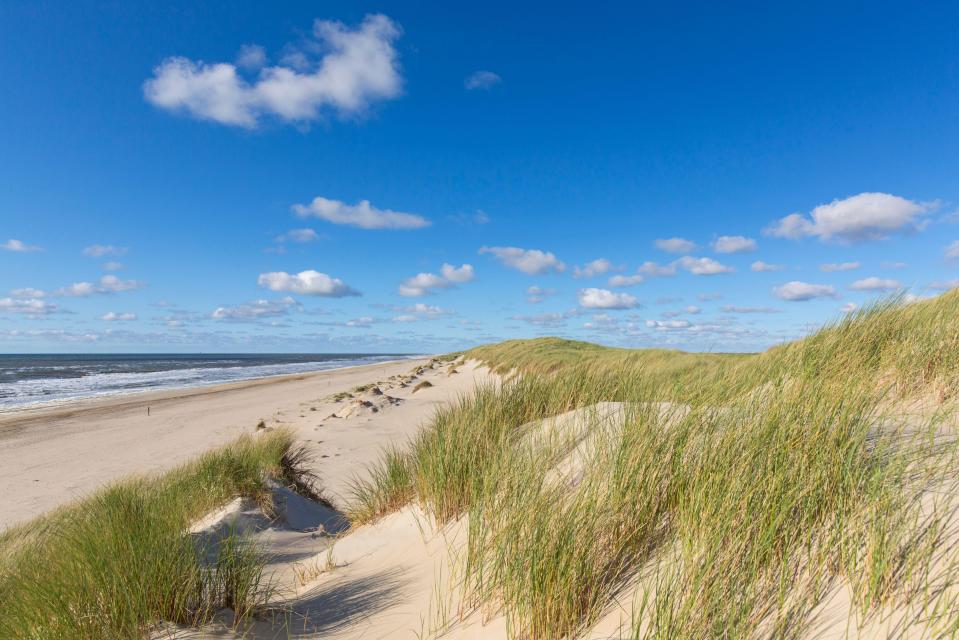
[0, 429, 316, 640]
[351, 291, 959, 639]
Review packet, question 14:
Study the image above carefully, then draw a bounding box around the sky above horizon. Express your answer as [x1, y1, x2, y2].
[2, 1, 958, 354]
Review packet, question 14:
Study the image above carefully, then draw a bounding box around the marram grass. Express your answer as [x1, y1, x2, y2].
[0, 428, 313, 640]
[351, 291, 959, 639]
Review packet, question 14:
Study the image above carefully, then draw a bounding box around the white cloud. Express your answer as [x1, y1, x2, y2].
[480, 246, 565, 275]
[399, 263, 473, 296]
[712, 235, 756, 253]
[646, 319, 691, 330]
[0, 297, 59, 315]
[849, 277, 901, 292]
[772, 281, 839, 301]
[465, 70, 501, 90]
[98, 275, 144, 293]
[525, 285, 555, 303]
[292, 196, 429, 230]
[573, 258, 616, 278]
[101, 312, 137, 321]
[840, 303, 858, 313]
[10, 287, 45, 298]
[577, 288, 638, 310]
[83, 244, 127, 257]
[276, 228, 321, 243]
[662, 305, 700, 318]
[102, 261, 124, 271]
[344, 316, 375, 327]
[764, 193, 932, 242]
[441, 263, 474, 283]
[750, 260, 784, 272]
[820, 261, 860, 272]
[396, 303, 449, 316]
[721, 305, 780, 314]
[608, 274, 645, 287]
[655, 237, 697, 254]
[399, 272, 447, 297]
[946, 240, 959, 260]
[213, 296, 299, 321]
[637, 261, 677, 277]
[49, 276, 145, 297]
[2, 239, 41, 253]
[882, 261, 908, 269]
[55, 282, 97, 297]
[144, 14, 403, 128]
[257, 270, 360, 297]
[392, 315, 417, 323]
[236, 44, 267, 69]
[676, 256, 734, 275]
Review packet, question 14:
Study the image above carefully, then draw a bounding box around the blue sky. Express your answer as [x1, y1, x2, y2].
[1, 1, 958, 353]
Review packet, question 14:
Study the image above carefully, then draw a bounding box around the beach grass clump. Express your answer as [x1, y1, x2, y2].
[352, 291, 959, 638]
[0, 429, 312, 640]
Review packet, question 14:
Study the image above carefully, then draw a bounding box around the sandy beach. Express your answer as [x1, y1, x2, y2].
[0, 357, 487, 531]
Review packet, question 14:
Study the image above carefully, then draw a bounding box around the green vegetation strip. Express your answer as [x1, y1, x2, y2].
[0, 429, 311, 640]
[351, 292, 959, 639]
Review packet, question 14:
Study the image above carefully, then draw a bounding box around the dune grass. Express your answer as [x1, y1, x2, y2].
[350, 292, 959, 639]
[0, 428, 315, 640]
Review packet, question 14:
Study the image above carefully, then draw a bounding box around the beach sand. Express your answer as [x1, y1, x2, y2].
[0, 357, 488, 531]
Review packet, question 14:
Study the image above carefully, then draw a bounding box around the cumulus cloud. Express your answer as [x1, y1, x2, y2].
[48, 276, 145, 297]
[83, 244, 127, 257]
[946, 240, 959, 260]
[0, 297, 59, 315]
[608, 274, 645, 287]
[399, 263, 474, 296]
[849, 277, 901, 292]
[212, 296, 300, 321]
[480, 246, 565, 275]
[750, 260, 784, 272]
[646, 319, 691, 330]
[637, 261, 677, 277]
[573, 258, 617, 278]
[3, 239, 42, 253]
[144, 14, 403, 128]
[293, 196, 428, 230]
[257, 270, 360, 297]
[772, 281, 839, 301]
[655, 237, 697, 254]
[102, 261, 124, 271]
[525, 285, 555, 303]
[236, 44, 267, 69]
[712, 235, 756, 253]
[441, 263, 474, 283]
[820, 261, 860, 272]
[101, 312, 137, 321]
[577, 288, 638, 310]
[676, 256, 734, 275]
[465, 70, 501, 90]
[764, 193, 932, 243]
[840, 302, 859, 313]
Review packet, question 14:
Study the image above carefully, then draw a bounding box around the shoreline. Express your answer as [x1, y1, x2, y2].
[0, 355, 465, 530]
[0, 356, 426, 434]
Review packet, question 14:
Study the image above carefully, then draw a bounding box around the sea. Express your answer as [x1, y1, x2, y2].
[0, 353, 417, 411]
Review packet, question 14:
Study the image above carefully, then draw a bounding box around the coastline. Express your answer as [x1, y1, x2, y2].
[0, 356, 426, 433]
[0, 356, 462, 530]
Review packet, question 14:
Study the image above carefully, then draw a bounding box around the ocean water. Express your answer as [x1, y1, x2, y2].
[0, 353, 415, 411]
